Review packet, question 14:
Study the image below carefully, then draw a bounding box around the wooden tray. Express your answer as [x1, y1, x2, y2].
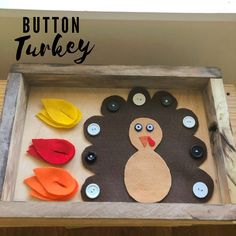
[0, 64, 235, 226]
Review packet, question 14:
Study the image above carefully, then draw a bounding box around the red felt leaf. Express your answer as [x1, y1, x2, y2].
[31, 139, 75, 165]
[27, 144, 43, 160]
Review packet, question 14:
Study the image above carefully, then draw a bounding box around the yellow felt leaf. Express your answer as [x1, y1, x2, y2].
[37, 109, 82, 129]
[36, 98, 82, 128]
[37, 112, 67, 128]
[41, 99, 78, 125]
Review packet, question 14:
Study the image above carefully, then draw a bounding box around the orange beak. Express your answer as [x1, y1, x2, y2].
[139, 136, 148, 147]
[139, 136, 156, 147]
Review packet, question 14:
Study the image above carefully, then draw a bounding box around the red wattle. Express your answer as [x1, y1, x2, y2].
[147, 136, 156, 147]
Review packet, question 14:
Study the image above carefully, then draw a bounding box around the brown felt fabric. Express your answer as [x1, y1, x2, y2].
[81, 88, 214, 203]
[124, 151, 172, 203]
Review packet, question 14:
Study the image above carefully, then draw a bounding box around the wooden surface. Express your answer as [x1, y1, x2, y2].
[0, 81, 6, 113]
[7, 87, 220, 203]
[0, 81, 236, 234]
[225, 84, 236, 144]
[0, 201, 236, 225]
[0, 74, 23, 197]
[12, 64, 222, 78]
[0, 225, 236, 236]
[10, 64, 222, 89]
[1, 74, 28, 201]
[203, 79, 234, 203]
[206, 80, 236, 203]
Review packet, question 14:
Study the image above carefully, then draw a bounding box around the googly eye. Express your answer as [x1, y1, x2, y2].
[135, 123, 142, 132]
[146, 124, 154, 132]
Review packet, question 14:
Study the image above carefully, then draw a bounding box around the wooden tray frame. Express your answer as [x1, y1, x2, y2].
[0, 64, 235, 227]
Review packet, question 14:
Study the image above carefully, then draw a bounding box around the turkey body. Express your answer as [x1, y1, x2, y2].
[124, 150, 172, 203]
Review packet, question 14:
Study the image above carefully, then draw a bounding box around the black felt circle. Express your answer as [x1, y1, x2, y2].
[106, 100, 120, 112]
[85, 151, 97, 164]
[160, 95, 174, 107]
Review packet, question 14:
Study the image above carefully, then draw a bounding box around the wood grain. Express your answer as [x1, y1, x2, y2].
[203, 79, 236, 203]
[0, 202, 235, 225]
[0, 225, 236, 236]
[0, 81, 6, 114]
[12, 64, 222, 78]
[1, 76, 29, 201]
[225, 84, 236, 144]
[0, 74, 22, 197]
[10, 64, 222, 89]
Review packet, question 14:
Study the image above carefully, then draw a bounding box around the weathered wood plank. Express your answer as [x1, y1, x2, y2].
[22, 75, 209, 89]
[0, 73, 22, 197]
[225, 84, 236, 144]
[11, 64, 222, 78]
[10, 64, 222, 89]
[0, 202, 235, 226]
[1, 76, 28, 201]
[203, 79, 236, 203]
[0, 81, 6, 115]
[0, 218, 234, 228]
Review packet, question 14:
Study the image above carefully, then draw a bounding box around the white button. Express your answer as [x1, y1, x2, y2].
[85, 183, 100, 199]
[192, 182, 208, 199]
[87, 123, 101, 136]
[183, 116, 196, 128]
[132, 93, 146, 106]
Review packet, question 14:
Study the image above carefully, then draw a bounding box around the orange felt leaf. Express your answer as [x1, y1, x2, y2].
[28, 181, 79, 201]
[30, 189, 52, 201]
[59, 181, 79, 200]
[33, 167, 77, 196]
[24, 176, 49, 198]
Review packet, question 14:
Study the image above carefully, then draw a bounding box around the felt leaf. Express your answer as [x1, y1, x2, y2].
[30, 189, 52, 201]
[34, 167, 77, 196]
[30, 185, 78, 201]
[31, 139, 75, 165]
[36, 110, 67, 128]
[42, 98, 77, 123]
[27, 144, 42, 160]
[41, 98, 81, 126]
[24, 176, 50, 198]
[37, 108, 81, 129]
[25, 176, 79, 201]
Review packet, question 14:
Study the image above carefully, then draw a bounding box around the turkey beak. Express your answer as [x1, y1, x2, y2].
[139, 136, 148, 147]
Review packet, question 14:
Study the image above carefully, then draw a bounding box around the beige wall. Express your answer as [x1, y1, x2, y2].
[0, 10, 236, 84]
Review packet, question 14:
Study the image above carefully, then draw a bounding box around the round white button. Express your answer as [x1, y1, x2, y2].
[132, 93, 146, 106]
[85, 183, 100, 199]
[87, 123, 101, 136]
[192, 182, 208, 199]
[183, 116, 196, 128]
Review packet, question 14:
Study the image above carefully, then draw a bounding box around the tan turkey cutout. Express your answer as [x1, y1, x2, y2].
[124, 118, 172, 203]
